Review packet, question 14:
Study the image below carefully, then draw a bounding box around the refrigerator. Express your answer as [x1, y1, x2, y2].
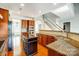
[8, 21, 13, 51]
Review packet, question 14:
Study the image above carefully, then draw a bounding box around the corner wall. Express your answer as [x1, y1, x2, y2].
[58, 15, 79, 33]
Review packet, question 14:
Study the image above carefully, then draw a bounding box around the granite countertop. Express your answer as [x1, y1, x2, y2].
[47, 38, 79, 56]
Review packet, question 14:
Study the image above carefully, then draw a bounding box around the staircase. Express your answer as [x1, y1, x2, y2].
[42, 12, 65, 40]
[42, 13, 64, 32]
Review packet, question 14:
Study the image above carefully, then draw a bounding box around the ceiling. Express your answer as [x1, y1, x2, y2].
[52, 4, 75, 20]
[0, 3, 76, 21]
[0, 3, 67, 17]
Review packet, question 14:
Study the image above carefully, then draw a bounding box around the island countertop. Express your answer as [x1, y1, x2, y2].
[46, 38, 79, 56]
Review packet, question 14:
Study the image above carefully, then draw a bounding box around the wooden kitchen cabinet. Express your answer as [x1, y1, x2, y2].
[42, 35, 48, 46]
[29, 20, 34, 26]
[22, 32, 28, 38]
[38, 34, 42, 44]
[22, 20, 28, 28]
[22, 20, 34, 29]
[22, 20, 24, 28]
[23, 20, 26, 28]
[47, 35, 57, 44]
[0, 8, 8, 22]
[38, 34, 44, 45]
[21, 20, 35, 38]
[0, 8, 9, 56]
[0, 8, 8, 37]
[38, 34, 57, 46]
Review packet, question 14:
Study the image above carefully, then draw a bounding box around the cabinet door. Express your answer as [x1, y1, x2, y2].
[22, 20, 24, 28]
[29, 20, 34, 26]
[22, 20, 28, 28]
[29, 20, 31, 26]
[32, 20, 34, 26]
[24, 20, 26, 28]
[0, 8, 8, 22]
[47, 36, 57, 44]
[25, 20, 28, 28]
[38, 34, 42, 44]
[0, 8, 8, 55]
[0, 8, 8, 37]
[42, 35, 48, 46]
[47, 36, 53, 44]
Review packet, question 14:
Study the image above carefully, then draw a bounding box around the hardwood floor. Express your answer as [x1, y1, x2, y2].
[34, 44, 48, 56]
[7, 42, 48, 56]
[7, 51, 13, 56]
[19, 40, 26, 56]
[19, 43, 48, 56]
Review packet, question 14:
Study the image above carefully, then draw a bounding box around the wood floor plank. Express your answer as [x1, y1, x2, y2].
[7, 42, 48, 56]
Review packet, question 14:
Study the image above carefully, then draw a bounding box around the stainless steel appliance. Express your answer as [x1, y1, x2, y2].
[8, 21, 13, 51]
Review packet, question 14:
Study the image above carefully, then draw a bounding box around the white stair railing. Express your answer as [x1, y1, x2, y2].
[43, 15, 64, 32]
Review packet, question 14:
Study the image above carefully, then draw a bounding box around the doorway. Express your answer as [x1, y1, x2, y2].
[63, 22, 70, 32]
[12, 19, 21, 56]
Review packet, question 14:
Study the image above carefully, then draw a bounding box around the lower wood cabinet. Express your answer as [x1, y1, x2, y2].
[42, 35, 48, 46]
[38, 34, 42, 44]
[47, 36, 57, 44]
[38, 34, 57, 46]
[38, 34, 65, 56]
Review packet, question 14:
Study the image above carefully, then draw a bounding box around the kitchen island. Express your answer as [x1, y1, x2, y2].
[22, 35, 37, 56]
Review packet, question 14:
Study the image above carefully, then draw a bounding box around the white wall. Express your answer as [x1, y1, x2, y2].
[35, 16, 51, 34]
[58, 15, 79, 33]
[55, 4, 79, 33]
[35, 20, 42, 34]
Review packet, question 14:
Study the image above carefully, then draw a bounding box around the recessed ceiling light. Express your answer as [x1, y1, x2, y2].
[39, 11, 42, 13]
[53, 3, 57, 5]
[20, 3, 24, 7]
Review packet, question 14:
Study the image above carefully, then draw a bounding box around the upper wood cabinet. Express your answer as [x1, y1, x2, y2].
[22, 20, 34, 28]
[22, 20, 28, 28]
[0, 8, 9, 56]
[0, 8, 8, 22]
[21, 20, 35, 38]
[29, 20, 34, 26]
[0, 8, 8, 37]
